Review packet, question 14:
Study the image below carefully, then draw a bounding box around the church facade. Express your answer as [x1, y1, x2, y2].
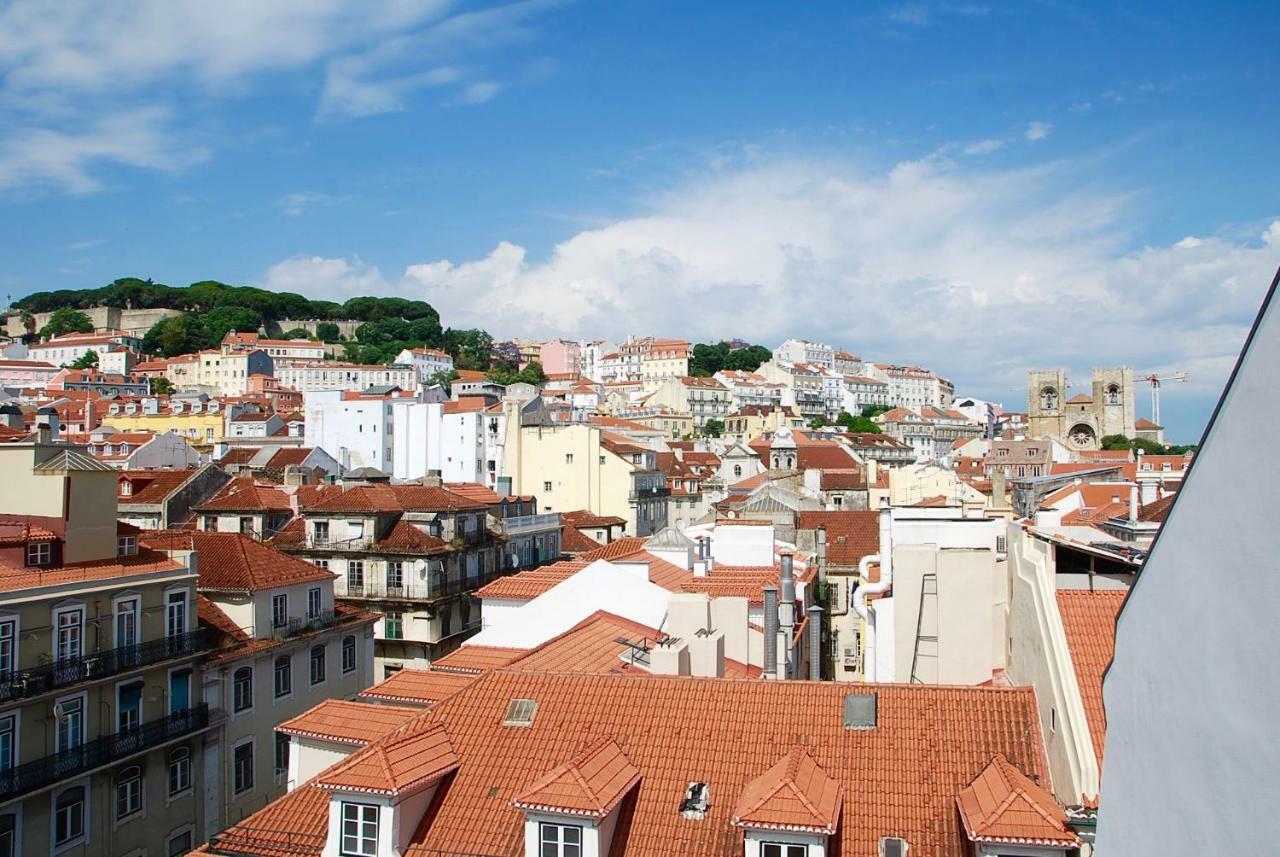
[1027, 367, 1135, 450]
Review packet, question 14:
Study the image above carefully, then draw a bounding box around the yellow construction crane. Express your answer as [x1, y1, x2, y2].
[1141, 372, 1188, 427]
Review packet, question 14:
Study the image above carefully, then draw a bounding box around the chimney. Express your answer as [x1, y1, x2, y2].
[762, 585, 779, 679]
[816, 528, 828, 585]
[688, 629, 725, 678]
[779, 553, 796, 680]
[992, 467, 1007, 507]
[878, 502, 893, 584]
[866, 456, 878, 487]
[1128, 482, 1139, 523]
[650, 637, 690, 676]
[35, 407, 59, 442]
[0, 405, 22, 431]
[807, 603, 823, 681]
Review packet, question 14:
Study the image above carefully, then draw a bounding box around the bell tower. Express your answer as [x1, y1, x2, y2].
[1092, 366, 1135, 439]
[1027, 369, 1067, 439]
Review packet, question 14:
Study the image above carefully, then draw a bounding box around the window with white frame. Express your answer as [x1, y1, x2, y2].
[116, 766, 142, 820]
[383, 612, 402, 640]
[274, 656, 292, 697]
[0, 619, 14, 676]
[167, 829, 193, 857]
[233, 741, 254, 794]
[53, 785, 85, 847]
[117, 536, 138, 557]
[309, 645, 326, 685]
[168, 747, 191, 796]
[26, 541, 50, 567]
[307, 587, 321, 619]
[340, 802, 379, 857]
[0, 716, 13, 774]
[342, 635, 357, 673]
[539, 822, 582, 857]
[386, 561, 403, 589]
[347, 560, 364, 590]
[762, 844, 808, 857]
[272, 593, 288, 628]
[233, 667, 253, 712]
[55, 697, 83, 753]
[55, 607, 83, 663]
[166, 590, 187, 638]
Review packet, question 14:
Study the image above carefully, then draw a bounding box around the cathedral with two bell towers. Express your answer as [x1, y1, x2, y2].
[1027, 367, 1136, 450]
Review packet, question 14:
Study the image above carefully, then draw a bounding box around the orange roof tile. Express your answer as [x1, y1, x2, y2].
[429, 645, 526, 673]
[0, 548, 187, 592]
[374, 520, 451, 555]
[513, 738, 642, 818]
[561, 510, 627, 528]
[732, 747, 843, 834]
[142, 531, 332, 592]
[357, 669, 479, 705]
[307, 484, 485, 513]
[277, 700, 418, 746]
[561, 525, 602, 553]
[195, 476, 292, 512]
[795, 511, 880, 566]
[1056, 590, 1125, 774]
[956, 754, 1080, 847]
[317, 722, 459, 796]
[207, 672, 1050, 857]
[118, 469, 198, 504]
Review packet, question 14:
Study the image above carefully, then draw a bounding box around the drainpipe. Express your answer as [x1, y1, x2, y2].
[807, 603, 823, 681]
[852, 504, 894, 621]
[762, 585, 778, 679]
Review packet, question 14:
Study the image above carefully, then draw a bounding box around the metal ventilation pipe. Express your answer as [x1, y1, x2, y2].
[779, 552, 796, 630]
[807, 603, 823, 681]
[762, 585, 778, 679]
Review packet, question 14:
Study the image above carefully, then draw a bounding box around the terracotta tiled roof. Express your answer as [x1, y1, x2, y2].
[442, 482, 505, 504]
[1137, 492, 1177, 522]
[732, 747, 843, 834]
[513, 738, 642, 818]
[0, 521, 58, 546]
[795, 511, 880, 567]
[307, 484, 486, 513]
[561, 510, 627, 528]
[219, 447, 261, 466]
[1066, 393, 1093, 404]
[560, 525, 601, 554]
[277, 700, 418, 746]
[430, 645, 526, 673]
[265, 448, 313, 469]
[374, 520, 451, 555]
[956, 754, 1080, 847]
[141, 531, 333, 592]
[118, 469, 196, 505]
[1056, 590, 1125, 775]
[818, 468, 866, 490]
[317, 722, 459, 796]
[195, 477, 292, 512]
[0, 548, 186, 592]
[475, 561, 590, 600]
[198, 594, 249, 644]
[1134, 417, 1162, 429]
[576, 537, 647, 561]
[208, 672, 1049, 857]
[358, 669, 480, 705]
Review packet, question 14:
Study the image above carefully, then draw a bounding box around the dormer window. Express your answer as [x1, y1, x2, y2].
[120, 480, 133, 497]
[118, 536, 138, 557]
[763, 845, 807, 857]
[340, 802, 379, 856]
[539, 823, 582, 857]
[27, 541, 51, 567]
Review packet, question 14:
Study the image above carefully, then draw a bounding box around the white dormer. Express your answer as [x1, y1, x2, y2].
[319, 723, 458, 857]
[513, 738, 640, 857]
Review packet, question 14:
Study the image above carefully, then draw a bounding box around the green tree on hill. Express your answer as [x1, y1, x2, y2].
[315, 322, 341, 342]
[836, 410, 880, 433]
[39, 308, 93, 338]
[703, 418, 725, 438]
[69, 350, 99, 370]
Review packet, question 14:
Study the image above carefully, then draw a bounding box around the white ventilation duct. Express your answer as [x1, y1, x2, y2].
[852, 505, 893, 621]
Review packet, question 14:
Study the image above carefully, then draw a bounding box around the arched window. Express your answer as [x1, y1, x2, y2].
[309, 645, 326, 686]
[1041, 386, 1058, 410]
[733, 464, 742, 478]
[233, 667, 253, 712]
[168, 747, 191, 796]
[274, 655, 291, 698]
[54, 786, 85, 846]
[116, 765, 142, 820]
[1106, 383, 1120, 405]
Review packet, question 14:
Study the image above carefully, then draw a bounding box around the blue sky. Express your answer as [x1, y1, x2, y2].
[1, 1, 1278, 440]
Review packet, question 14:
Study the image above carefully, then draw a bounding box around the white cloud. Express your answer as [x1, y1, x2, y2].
[460, 81, 501, 104]
[277, 191, 339, 217]
[261, 255, 390, 302]
[0, 106, 206, 193]
[962, 138, 1005, 155]
[387, 156, 1276, 411]
[0, 0, 556, 191]
[1025, 121, 1052, 141]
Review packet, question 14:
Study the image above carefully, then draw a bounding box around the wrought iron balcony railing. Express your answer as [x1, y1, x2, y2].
[283, 611, 340, 638]
[0, 630, 208, 703]
[0, 704, 209, 801]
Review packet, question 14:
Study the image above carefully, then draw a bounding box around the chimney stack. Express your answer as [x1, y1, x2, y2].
[762, 585, 778, 679]
[779, 553, 796, 680]
[816, 528, 828, 585]
[807, 603, 823, 681]
[1128, 482, 1139, 524]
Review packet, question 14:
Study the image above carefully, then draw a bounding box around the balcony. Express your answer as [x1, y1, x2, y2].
[500, 513, 560, 537]
[336, 577, 443, 602]
[282, 611, 341, 638]
[0, 630, 208, 704]
[0, 704, 210, 802]
[306, 533, 374, 550]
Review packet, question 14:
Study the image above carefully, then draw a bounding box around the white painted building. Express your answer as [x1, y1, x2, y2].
[395, 347, 455, 381]
[277, 362, 418, 394]
[773, 338, 836, 369]
[1096, 280, 1278, 855]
